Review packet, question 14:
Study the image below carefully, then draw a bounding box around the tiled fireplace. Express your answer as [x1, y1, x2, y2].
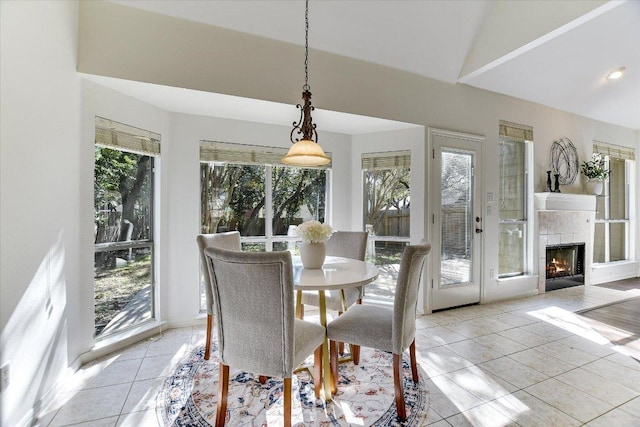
[535, 193, 596, 293]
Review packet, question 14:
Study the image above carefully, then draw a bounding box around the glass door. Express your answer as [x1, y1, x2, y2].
[431, 130, 483, 311]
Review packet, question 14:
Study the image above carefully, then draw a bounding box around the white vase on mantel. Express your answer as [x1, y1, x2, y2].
[586, 180, 603, 196]
[299, 242, 326, 269]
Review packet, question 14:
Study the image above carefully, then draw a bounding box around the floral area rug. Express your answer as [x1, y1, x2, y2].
[156, 343, 430, 426]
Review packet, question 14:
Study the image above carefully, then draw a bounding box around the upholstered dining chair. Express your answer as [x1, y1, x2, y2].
[326, 241, 431, 421]
[204, 247, 325, 427]
[299, 231, 368, 316]
[196, 231, 241, 360]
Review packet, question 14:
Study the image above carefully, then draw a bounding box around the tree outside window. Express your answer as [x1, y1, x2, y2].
[200, 163, 327, 238]
[94, 139, 156, 338]
[362, 151, 411, 304]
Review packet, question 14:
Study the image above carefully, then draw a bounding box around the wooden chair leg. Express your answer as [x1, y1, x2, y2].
[314, 345, 323, 398]
[329, 340, 339, 394]
[284, 377, 292, 427]
[352, 344, 360, 365]
[216, 363, 229, 427]
[410, 340, 419, 383]
[393, 353, 406, 421]
[205, 314, 213, 360]
[296, 290, 303, 319]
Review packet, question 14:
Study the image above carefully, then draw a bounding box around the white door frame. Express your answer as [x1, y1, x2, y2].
[427, 128, 484, 313]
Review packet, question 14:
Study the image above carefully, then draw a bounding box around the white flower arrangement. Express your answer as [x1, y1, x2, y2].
[296, 220, 333, 243]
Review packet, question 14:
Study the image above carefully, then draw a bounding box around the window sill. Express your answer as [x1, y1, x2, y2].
[592, 260, 638, 269]
[81, 320, 168, 364]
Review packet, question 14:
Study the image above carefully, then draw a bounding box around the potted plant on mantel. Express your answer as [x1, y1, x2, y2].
[580, 153, 610, 195]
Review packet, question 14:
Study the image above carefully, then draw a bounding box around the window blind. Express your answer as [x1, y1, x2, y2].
[200, 140, 332, 168]
[361, 150, 411, 170]
[499, 120, 533, 142]
[593, 141, 635, 161]
[95, 117, 161, 156]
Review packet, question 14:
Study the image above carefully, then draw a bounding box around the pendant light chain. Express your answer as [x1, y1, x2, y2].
[282, 0, 330, 166]
[304, 0, 310, 91]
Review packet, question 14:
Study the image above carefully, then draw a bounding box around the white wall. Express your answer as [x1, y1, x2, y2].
[0, 2, 81, 426]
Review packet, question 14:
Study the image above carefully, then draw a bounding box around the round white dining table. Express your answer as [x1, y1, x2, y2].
[292, 255, 379, 291]
[292, 255, 378, 401]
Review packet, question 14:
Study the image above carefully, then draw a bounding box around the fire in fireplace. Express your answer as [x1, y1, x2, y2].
[545, 243, 585, 291]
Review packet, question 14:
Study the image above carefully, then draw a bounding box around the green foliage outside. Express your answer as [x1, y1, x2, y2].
[201, 163, 326, 235]
[94, 146, 154, 337]
[95, 146, 152, 243]
[363, 167, 410, 236]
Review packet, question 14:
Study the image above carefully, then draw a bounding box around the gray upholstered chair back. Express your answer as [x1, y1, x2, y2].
[204, 247, 296, 378]
[392, 241, 431, 354]
[197, 232, 241, 316]
[325, 231, 368, 260]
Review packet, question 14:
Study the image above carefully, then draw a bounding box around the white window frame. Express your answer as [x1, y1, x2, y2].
[593, 156, 635, 264]
[498, 121, 533, 279]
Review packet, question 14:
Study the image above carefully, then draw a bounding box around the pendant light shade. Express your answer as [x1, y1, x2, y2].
[282, 0, 330, 167]
[282, 138, 331, 166]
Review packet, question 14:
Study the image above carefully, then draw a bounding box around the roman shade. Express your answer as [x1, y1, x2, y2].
[361, 150, 411, 170]
[499, 120, 533, 141]
[593, 140, 635, 161]
[95, 116, 161, 156]
[201, 140, 332, 168]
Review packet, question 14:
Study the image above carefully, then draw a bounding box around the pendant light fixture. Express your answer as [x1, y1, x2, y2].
[282, 0, 331, 167]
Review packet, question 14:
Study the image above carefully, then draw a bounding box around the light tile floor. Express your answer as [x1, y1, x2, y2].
[39, 284, 640, 426]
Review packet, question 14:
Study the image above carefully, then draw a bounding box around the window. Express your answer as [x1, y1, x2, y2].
[498, 121, 532, 278]
[593, 141, 635, 264]
[199, 141, 330, 309]
[362, 151, 411, 303]
[94, 117, 159, 339]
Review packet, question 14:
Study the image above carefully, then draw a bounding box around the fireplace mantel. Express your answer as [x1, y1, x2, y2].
[534, 193, 596, 211]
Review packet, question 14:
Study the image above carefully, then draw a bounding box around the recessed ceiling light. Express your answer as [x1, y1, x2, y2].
[606, 67, 626, 81]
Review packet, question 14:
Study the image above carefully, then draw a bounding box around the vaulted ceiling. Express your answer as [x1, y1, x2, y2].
[105, 0, 640, 131]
